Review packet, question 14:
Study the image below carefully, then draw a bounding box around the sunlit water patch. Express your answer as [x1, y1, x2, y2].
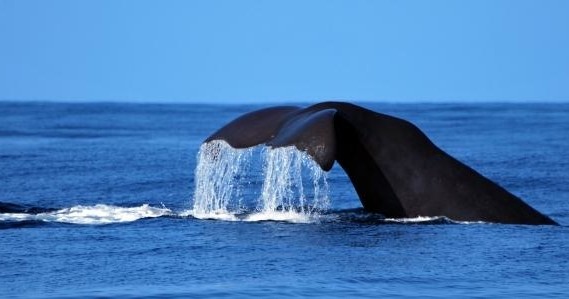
[190, 140, 330, 223]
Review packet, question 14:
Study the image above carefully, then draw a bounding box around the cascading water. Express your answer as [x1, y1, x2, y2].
[191, 140, 251, 220]
[251, 146, 329, 221]
[191, 140, 329, 222]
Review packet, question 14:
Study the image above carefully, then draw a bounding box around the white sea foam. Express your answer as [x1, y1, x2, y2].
[244, 210, 316, 223]
[384, 215, 485, 224]
[384, 216, 444, 223]
[180, 209, 319, 223]
[188, 210, 239, 221]
[0, 204, 172, 225]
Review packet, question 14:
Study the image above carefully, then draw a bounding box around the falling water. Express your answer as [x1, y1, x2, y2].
[256, 146, 329, 217]
[191, 140, 329, 222]
[191, 140, 251, 220]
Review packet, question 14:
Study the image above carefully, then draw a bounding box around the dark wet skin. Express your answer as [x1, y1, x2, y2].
[206, 102, 557, 225]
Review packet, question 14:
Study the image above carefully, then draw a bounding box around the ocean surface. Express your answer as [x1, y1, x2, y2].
[1, 101, 568, 298]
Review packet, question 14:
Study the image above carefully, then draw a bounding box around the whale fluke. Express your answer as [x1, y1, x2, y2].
[204, 102, 557, 225]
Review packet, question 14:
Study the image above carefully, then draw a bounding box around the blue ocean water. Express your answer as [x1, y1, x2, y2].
[1, 101, 568, 298]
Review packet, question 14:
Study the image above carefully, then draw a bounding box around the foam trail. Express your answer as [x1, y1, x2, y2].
[0, 204, 172, 225]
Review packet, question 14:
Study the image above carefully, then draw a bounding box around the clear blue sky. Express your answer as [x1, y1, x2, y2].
[1, 0, 568, 103]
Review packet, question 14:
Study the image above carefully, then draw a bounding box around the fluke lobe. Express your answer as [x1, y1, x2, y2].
[204, 102, 557, 225]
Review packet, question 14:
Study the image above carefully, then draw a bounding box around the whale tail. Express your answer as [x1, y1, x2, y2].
[205, 102, 557, 225]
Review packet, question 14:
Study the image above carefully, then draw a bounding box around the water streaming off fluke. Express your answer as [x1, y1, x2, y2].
[191, 140, 330, 222]
[191, 140, 251, 220]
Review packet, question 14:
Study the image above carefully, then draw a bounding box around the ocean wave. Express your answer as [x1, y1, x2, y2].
[327, 209, 487, 225]
[182, 209, 481, 225]
[181, 209, 321, 223]
[243, 210, 317, 223]
[182, 209, 240, 221]
[0, 203, 485, 227]
[0, 204, 172, 225]
[383, 216, 484, 225]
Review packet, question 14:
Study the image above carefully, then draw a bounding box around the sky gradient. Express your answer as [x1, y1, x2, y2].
[1, 0, 568, 103]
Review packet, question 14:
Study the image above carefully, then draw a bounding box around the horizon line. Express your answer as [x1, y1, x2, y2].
[2, 98, 569, 106]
